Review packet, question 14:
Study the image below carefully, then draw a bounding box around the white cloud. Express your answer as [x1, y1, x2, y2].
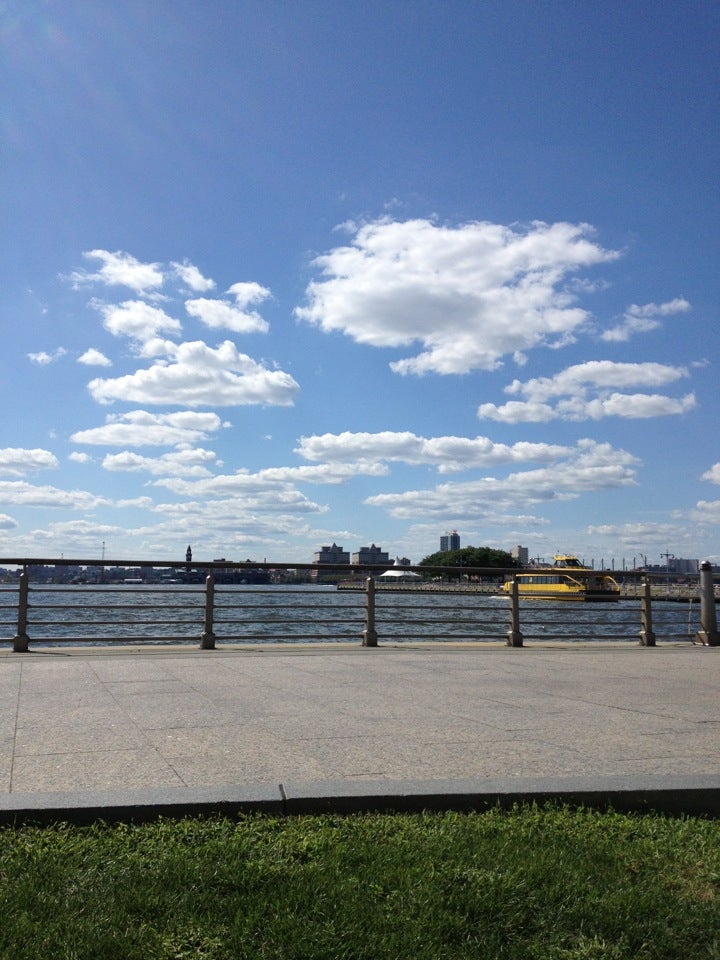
[601, 298, 691, 342]
[364, 440, 638, 520]
[478, 360, 695, 422]
[68, 250, 164, 294]
[587, 522, 691, 549]
[152, 463, 376, 498]
[171, 259, 216, 292]
[227, 281, 272, 307]
[115, 496, 154, 509]
[0, 481, 109, 510]
[692, 501, 720, 523]
[146, 500, 328, 543]
[153, 487, 325, 515]
[477, 401, 557, 423]
[136, 337, 181, 359]
[68, 452, 92, 463]
[0, 448, 58, 476]
[77, 348, 112, 367]
[701, 464, 720, 485]
[254, 462, 389, 483]
[0, 514, 18, 530]
[28, 347, 66, 365]
[295, 218, 619, 375]
[71, 410, 225, 447]
[185, 297, 269, 334]
[87, 340, 299, 407]
[480, 393, 696, 423]
[102, 448, 221, 477]
[506, 361, 689, 401]
[295, 431, 571, 472]
[185, 283, 271, 333]
[560, 392, 696, 420]
[27, 519, 129, 547]
[94, 299, 182, 342]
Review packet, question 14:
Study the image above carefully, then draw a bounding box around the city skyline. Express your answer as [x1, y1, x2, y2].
[2, 2, 719, 566]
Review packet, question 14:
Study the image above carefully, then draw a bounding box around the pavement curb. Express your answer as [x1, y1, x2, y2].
[1, 775, 719, 826]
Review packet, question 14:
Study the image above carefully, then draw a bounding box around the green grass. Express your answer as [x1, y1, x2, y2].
[0, 805, 719, 959]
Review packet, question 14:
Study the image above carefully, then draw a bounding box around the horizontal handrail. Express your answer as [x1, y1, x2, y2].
[0, 562, 717, 650]
[2, 554, 716, 581]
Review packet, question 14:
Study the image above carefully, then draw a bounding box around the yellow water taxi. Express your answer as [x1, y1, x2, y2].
[503, 555, 620, 601]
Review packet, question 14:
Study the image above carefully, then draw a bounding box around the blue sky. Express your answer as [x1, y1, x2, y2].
[1, 0, 718, 567]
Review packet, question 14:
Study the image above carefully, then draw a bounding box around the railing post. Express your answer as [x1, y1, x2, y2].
[200, 573, 216, 649]
[695, 560, 719, 646]
[506, 577, 524, 647]
[13, 572, 30, 653]
[362, 577, 378, 647]
[639, 577, 656, 646]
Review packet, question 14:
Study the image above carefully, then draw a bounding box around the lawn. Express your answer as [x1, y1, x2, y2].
[0, 805, 718, 959]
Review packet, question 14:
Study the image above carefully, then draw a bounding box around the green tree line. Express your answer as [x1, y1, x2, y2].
[418, 546, 518, 577]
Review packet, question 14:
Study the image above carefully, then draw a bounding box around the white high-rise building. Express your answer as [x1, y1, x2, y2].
[440, 530, 460, 552]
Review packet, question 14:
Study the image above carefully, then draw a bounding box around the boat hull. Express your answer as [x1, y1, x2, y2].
[512, 589, 620, 602]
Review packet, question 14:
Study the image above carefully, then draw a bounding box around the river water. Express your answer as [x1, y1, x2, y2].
[0, 584, 702, 646]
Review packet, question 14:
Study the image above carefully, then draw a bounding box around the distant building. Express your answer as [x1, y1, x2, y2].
[440, 530, 460, 552]
[511, 545, 529, 566]
[649, 557, 699, 575]
[313, 543, 350, 565]
[351, 544, 389, 565]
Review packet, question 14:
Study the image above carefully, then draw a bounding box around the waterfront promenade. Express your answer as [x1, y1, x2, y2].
[0, 642, 718, 822]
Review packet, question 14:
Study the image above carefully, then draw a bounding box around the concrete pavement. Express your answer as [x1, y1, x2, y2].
[0, 642, 718, 821]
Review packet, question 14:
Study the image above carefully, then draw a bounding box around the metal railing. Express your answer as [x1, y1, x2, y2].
[0, 558, 717, 650]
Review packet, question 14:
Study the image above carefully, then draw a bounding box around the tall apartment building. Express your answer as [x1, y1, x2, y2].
[313, 543, 350, 565]
[511, 545, 529, 566]
[440, 529, 460, 552]
[351, 544, 389, 565]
